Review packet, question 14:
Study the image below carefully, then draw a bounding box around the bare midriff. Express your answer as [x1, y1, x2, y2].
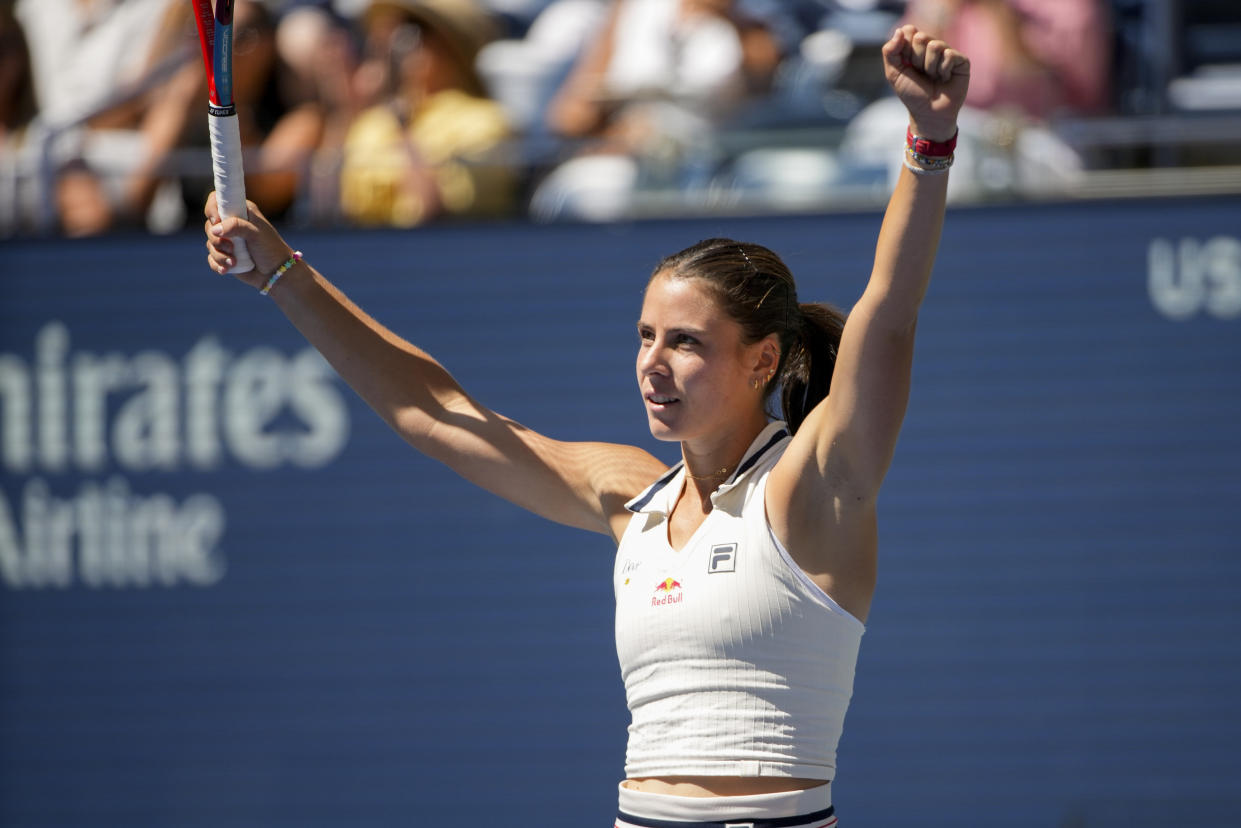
[622, 776, 828, 797]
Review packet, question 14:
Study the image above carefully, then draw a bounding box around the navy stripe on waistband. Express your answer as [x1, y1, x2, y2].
[616, 804, 834, 828]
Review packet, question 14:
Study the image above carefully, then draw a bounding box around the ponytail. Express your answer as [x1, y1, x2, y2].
[779, 303, 845, 435]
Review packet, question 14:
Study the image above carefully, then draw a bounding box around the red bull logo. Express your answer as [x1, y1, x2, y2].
[651, 577, 683, 607]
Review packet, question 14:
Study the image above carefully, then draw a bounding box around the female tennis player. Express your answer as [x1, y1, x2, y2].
[204, 24, 967, 827]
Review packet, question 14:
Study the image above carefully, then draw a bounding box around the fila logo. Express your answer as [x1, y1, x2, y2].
[708, 543, 737, 573]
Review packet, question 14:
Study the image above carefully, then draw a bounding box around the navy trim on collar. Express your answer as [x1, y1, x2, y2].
[625, 463, 683, 513]
[625, 422, 790, 514]
[731, 427, 788, 481]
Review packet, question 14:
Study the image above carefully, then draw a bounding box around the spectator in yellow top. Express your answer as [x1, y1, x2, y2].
[340, 0, 513, 227]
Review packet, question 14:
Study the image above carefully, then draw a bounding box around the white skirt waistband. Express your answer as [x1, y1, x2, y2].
[617, 782, 831, 822]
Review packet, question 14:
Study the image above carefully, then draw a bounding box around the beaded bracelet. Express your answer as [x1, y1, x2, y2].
[259, 251, 302, 296]
[903, 156, 950, 176]
[903, 148, 953, 175]
[907, 148, 954, 169]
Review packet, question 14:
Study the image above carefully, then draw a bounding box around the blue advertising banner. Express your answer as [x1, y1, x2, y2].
[2, 196, 1240, 827]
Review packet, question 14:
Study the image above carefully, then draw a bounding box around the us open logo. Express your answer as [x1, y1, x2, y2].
[708, 543, 737, 573]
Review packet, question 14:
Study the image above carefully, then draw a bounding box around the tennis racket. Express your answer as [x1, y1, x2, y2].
[191, 0, 254, 273]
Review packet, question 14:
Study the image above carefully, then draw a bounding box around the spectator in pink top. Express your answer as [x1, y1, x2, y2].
[904, 0, 1111, 120]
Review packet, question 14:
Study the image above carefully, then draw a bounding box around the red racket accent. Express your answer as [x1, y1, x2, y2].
[190, 0, 220, 106]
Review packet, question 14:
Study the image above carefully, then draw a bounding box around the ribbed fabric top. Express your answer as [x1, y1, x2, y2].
[614, 422, 865, 780]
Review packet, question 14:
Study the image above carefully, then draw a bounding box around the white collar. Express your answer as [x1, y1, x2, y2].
[625, 421, 790, 518]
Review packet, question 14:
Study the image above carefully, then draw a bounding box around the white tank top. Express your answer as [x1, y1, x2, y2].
[614, 421, 865, 780]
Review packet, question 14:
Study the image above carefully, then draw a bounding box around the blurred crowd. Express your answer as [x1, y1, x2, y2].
[0, 0, 1234, 237]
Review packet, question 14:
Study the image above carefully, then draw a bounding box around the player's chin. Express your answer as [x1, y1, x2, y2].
[644, 408, 684, 442]
[647, 424, 682, 443]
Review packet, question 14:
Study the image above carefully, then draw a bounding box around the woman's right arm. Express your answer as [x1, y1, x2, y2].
[204, 195, 666, 538]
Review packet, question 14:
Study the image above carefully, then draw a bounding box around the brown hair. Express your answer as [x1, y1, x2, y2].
[651, 238, 845, 435]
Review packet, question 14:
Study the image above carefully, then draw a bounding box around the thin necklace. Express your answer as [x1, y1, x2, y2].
[684, 464, 732, 481]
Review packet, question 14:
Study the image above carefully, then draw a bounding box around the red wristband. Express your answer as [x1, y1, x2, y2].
[906, 125, 958, 158]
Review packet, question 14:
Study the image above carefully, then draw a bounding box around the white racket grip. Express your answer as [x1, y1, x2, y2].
[208, 110, 255, 274]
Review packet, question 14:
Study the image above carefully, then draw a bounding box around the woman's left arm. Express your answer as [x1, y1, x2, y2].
[767, 26, 968, 619]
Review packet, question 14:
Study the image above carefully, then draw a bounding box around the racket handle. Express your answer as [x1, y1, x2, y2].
[208, 109, 255, 274]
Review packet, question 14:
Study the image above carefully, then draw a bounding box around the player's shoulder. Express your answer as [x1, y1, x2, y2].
[575, 441, 670, 502]
[561, 441, 668, 543]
